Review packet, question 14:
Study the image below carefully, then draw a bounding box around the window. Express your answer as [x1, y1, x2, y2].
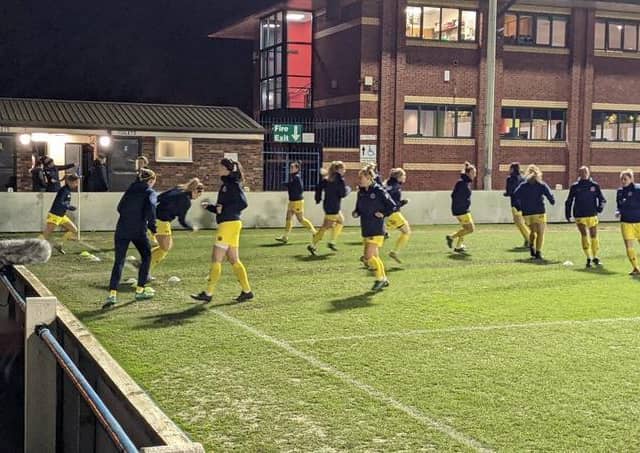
[403, 105, 474, 138]
[597, 19, 640, 53]
[500, 108, 566, 140]
[504, 13, 568, 47]
[592, 111, 640, 141]
[155, 138, 192, 162]
[259, 11, 312, 110]
[405, 6, 478, 42]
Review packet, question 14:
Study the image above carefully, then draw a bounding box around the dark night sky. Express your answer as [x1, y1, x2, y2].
[0, 0, 275, 113]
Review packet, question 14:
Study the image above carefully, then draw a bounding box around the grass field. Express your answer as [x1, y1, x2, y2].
[17, 223, 640, 452]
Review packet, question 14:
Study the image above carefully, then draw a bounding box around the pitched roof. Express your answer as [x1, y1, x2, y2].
[0, 98, 264, 134]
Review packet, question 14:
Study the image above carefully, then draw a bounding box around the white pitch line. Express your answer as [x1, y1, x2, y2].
[212, 309, 493, 452]
[288, 316, 640, 344]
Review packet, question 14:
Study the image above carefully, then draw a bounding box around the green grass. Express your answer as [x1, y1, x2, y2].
[13, 223, 640, 451]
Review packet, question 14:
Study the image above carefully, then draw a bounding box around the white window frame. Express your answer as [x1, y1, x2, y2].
[155, 137, 193, 163]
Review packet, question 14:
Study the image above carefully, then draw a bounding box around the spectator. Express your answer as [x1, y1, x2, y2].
[87, 156, 109, 192]
[30, 159, 47, 192]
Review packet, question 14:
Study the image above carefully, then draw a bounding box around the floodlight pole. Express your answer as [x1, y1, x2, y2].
[484, 0, 498, 190]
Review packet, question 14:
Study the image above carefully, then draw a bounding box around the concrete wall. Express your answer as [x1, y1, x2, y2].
[0, 190, 622, 233]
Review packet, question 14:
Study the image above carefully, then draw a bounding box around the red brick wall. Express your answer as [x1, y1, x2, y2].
[138, 137, 263, 192]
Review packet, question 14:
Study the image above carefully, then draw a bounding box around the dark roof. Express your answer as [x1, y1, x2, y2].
[0, 98, 264, 134]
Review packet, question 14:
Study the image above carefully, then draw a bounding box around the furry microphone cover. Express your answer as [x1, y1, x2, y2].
[0, 239, 52, 266]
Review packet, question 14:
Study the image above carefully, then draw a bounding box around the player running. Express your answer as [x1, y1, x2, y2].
[616, 169, 640, 275]
[385, 168, 411, 263]
[446, 162, 477, 253]
[275, 161, 317, 244]
[565, 166, 606, 268]
[191, 158, 253, 303]
[503, 162, 530, 247]
[513, 165, 555, 260]
[41, 174, 80, 254]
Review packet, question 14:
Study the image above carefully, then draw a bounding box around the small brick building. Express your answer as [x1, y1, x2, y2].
[0, 98, 264, 192]
[211, 0, 640, 190]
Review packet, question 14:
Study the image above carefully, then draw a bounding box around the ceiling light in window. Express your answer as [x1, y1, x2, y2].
[19, 134, 31, 145]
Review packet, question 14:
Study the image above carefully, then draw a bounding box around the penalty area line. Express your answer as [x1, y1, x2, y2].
[212, 309, 494, 453]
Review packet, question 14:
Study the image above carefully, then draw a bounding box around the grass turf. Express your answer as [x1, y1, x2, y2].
[14, 223, 640, 451]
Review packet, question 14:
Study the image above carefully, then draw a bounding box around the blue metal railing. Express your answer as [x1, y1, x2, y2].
[0, 267, 138, 453]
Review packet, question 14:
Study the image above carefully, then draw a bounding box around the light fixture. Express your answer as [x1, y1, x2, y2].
[99, 135, 112, 148]
[286, 12, 306, 21]
[31, 132, 49, 142]
[19, 133, 32, 146]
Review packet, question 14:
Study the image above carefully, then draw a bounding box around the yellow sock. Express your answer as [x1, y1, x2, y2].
[331, 223, 344, 242]
[109, 290, 117, 297]
[151, 246, 168, 268]
[232, 261, 251, 293]
[536, 231, 545, 252]
[627, 248, 638, 269]
[285, 219, 293, 235]
[591, 237, 600, 258]
[302, 218, 317, 234]
[135, 286, 144, 294]
[207, 262, 222, 295]
[367, 257, 386, 281]
[312, 228, 325, 246]
[581, 235, 592, 258]
[394, 233, 410, 252]
[517, 221, 530, 241]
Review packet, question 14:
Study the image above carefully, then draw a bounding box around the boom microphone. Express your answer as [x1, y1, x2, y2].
[0, 239, 52, 267]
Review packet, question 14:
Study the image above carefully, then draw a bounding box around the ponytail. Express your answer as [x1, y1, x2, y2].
[462, 161, 476, 175]
[179, 177, 204, 193]
[221, 158, 244, 181]
[138, 168, 156, 183]
[525, 165, 542, 183]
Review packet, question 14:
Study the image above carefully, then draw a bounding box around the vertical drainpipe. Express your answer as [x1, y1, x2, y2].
[484, 0, 498, 190]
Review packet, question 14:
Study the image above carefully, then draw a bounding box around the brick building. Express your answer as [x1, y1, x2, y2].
[0, 98, 264, 192]
[212, 0, 640, 190]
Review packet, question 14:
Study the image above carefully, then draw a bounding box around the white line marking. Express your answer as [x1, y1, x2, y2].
[212, 309, 493, 452]
[81, 240, 139, 272]
[288, 317, 640, 344]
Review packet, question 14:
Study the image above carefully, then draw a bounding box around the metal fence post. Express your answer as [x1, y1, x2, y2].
[24, 296, 58, 453]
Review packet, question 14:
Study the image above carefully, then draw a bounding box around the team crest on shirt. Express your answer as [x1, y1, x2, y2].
[222, 186, 227, 192]
[590, 187, 596, 192]
[370, 193, 376, 199]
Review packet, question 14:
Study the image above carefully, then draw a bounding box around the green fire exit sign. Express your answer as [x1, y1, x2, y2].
[273, 124, 303, 143]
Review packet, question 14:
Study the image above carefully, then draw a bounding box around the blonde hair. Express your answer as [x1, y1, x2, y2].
[179, 177, 203, 193]
[578, 166, 590, 179]
[321, 161, 345, 181]
[389, 168, 406, 180]
[358, 165, 377, 182]
[525, 165, 543, 183]
[136, 156, 149, 170]
[621, 168, 634, 180]
[462, 161, 476, 175]
[138, 168, 156, 183]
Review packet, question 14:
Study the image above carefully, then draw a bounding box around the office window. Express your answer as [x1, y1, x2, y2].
[500, 108, 566, 140]
[403, 105, 474, 138]
[592, 111, 640, 141]
[504, 13, 568, 47]
[596, 20, 640, 53]
[406, 6, 478, 42]
[155, 139, 192, 162]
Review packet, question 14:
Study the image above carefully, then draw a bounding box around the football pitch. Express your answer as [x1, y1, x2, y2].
[22, 224, 640, 452]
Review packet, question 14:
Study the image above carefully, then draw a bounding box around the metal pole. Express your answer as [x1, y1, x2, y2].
[484, 0, 498, 190]
[36, 326, 138, 453]
[77, 176, 82, 242]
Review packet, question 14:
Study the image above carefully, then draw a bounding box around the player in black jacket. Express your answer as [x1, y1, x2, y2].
[503, 162, 530, 247]
[41, 157, 75, 192]
[565, 166, 606, 268]
[151, 178, 204, 271]
[104, 169, 157, 308]
[385, 168, 411, 263]
[308, 161, 350, 255]
[191, 158, 253, 303]
[276, 161, 317, 243]
[40, 174, 80, 254]
[446, 162, 477, 253]
[353, 166, 396, 291]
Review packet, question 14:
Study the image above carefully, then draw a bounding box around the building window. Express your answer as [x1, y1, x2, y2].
[259, 11, 312, 111]
[403, 105, 474, 138]
[504, 13, 568, 47]
[595, 19, 640, 53]
[155, 138, 192, 162]
[592, 111, 640, 141]
[405, 6, 478, 42]
[500, 108, 566, 140]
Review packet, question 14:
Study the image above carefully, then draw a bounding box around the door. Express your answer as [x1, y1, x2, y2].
[108, 138, 140, 191]
[64, 143, 83, 175]
[0, 136, 16, 191]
